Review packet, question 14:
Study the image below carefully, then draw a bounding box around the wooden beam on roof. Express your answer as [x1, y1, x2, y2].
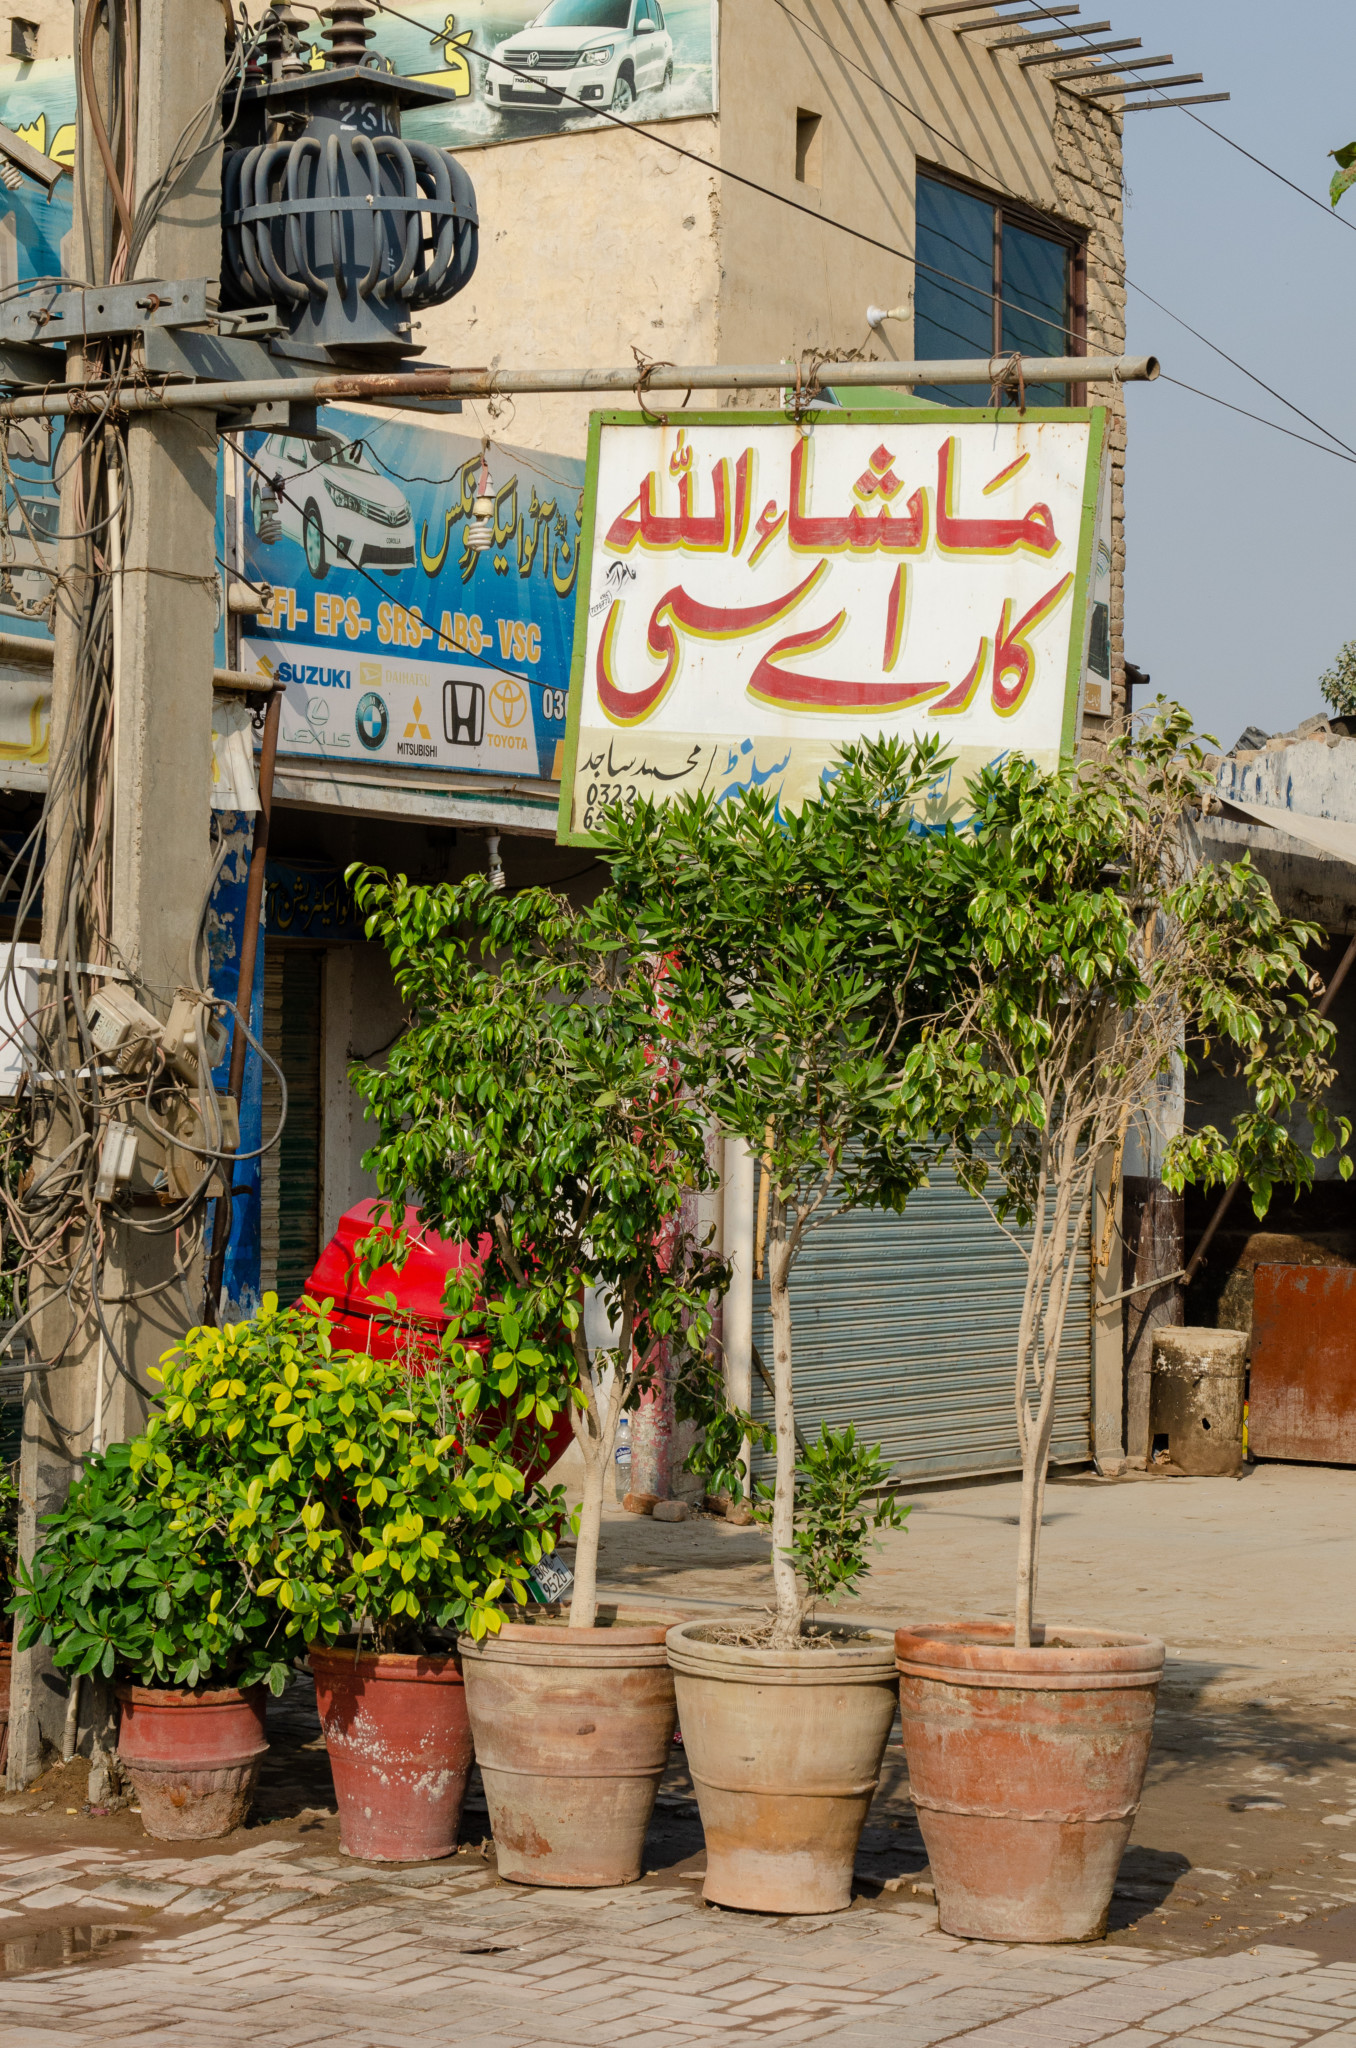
[1074, 71, 1203, 96]
[916, 0, 1030, 20]
[1020, 34, 1139, 63]
[1053, 52, 1174, 78]
[1122, 92, 1230, 109]
[955, 6, 1083, 34]
[984, 18, 1110, 47]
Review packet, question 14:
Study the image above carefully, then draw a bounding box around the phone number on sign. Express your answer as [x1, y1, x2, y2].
[580, 780, 639, 832]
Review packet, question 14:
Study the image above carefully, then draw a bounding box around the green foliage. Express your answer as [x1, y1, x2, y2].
[889, 701, 1346, 1637]
[895, 702, 1347, 1226]
[1331, 141, 1356, 209]
[598, 735, 979, 1233]
[1318, 640, 1356, 720]
[597, 736, 976, 1639]
[143, 1294, 566, 1651]
[346, 864, 728, 1619]
[782, 1426, 910, 1613]
[12, 1439, 289, 1692]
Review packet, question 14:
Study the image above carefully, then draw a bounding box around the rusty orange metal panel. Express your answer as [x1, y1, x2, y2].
[1249, 1263, 1356, 1465]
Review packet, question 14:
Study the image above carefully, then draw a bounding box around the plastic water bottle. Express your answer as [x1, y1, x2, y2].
[615, 1413, 632, 1472]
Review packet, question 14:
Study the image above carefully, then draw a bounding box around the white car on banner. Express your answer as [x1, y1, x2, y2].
[251, 432, 415, 579]
[486, 0, 674, 119]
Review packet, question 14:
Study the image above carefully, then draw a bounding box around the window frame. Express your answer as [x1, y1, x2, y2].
[915, 163, 1088, 406]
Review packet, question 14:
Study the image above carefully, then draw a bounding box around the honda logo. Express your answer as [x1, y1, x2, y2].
[444, 677, 485, 748]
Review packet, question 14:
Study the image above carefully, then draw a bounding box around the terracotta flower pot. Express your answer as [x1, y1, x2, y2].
[458, 1611, 680, 1887]
[115, 1683, 268, 1840]
[666, 1619, 898, 1914]
[895, 1621, 1165, 1943]
[310, 1647, 473, 1863]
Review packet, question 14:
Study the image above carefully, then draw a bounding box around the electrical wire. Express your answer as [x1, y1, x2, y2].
[362, 0, 1356, 474]
[1158, 376, 1356, 468]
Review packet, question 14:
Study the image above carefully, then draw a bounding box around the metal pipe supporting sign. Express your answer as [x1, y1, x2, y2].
[557, 408, 1111, 843]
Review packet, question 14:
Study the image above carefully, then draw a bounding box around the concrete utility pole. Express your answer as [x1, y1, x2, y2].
[10, 0, 223, 1786]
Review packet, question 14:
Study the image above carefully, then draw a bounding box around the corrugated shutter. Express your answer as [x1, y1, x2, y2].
[751, 1160, 1092, 1482]
[260, 947, 323, 1303]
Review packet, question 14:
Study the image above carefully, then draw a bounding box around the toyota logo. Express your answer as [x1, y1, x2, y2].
[523, 50, 539, 64]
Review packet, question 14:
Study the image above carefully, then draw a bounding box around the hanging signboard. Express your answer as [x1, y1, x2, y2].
[359, 1, 717, 151]
[557, 408, 1109, 844]
[237, 411, 585, 784]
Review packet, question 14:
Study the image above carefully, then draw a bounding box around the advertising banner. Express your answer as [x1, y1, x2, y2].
[0, 57, 73, 654]
[558, 408, 1108, 844]
[362, 0, 717, 149]
[237, 411, 585, 784]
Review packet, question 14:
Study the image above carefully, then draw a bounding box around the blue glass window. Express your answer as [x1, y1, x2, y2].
[914, 171, 1076, 406]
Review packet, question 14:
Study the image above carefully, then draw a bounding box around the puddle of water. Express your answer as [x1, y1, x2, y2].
[2, 1923, 134, 1976]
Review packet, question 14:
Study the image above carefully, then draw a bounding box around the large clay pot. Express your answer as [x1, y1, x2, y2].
[895, 1621, 1165, 1943]
[459, 1611, 679, 1887]
[115, 1683, 268, 1840]
[666, 1619, 898, 1914]
[311, 1647, 473, 1863]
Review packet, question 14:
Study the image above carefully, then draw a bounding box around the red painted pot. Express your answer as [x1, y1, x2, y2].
[115, 1683, 269, 1841]
[895, 1622, 1164, 1943]
[310, 1647, 473, 1863]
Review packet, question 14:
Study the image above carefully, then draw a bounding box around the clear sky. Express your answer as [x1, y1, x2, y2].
[1118, 1, 1356, 751]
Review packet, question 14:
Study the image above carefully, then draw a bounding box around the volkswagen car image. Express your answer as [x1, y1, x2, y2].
[485, 0, 674, 120]
[251, 432, 414, 579]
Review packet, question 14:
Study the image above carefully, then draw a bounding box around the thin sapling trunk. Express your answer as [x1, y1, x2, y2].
[567, 1310, 630, 1629]
[767, 1198, 803, 1648]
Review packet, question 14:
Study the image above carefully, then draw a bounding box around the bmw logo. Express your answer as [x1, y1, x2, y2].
[355, 690, 389, 751]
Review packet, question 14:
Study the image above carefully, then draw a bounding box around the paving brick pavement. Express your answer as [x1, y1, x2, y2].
[0, 1834, 1353, 2048]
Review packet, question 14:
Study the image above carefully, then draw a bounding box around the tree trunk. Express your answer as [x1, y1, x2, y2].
[767, 1212, 802, 1648]
[569, 1446, 606, 1628]
[1014, 1433, 1040, 1649]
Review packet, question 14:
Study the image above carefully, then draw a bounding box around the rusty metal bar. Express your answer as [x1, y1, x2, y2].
[0, 353, 1161, 420]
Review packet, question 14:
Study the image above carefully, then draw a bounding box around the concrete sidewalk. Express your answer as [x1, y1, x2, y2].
[3, 1831, 1356, 2048]
[2, 1459, 1353, 2034]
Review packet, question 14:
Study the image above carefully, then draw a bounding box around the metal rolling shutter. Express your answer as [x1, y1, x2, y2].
[260, 948, 323, 1304]
[751, 1159, 1093, 1482]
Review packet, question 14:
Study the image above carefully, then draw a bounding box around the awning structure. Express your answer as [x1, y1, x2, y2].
[1218, 799, 1356, 869]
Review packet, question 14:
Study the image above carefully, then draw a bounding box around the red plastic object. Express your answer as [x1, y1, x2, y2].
[311, 1649, 473, 1862]
[299, 1201, 574, 1478]
[302, 1199, 490, 1365]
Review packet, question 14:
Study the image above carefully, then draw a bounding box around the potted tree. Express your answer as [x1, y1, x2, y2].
[347, 864, 726, 1888]
[598, 736, 977, 1913]
[155, 1293, 566, 1864]
[11, 1436, 289, 1838]
[891, 705, 1349, 1941]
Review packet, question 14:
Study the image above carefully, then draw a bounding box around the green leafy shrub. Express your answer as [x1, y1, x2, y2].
[1318, 640, 1356, 719]
[347, 865, 726, 1629]
[12, 1439, 288, 1691]
[784, 1426, 910, 1614]
[147, 1293, 569, 1650]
